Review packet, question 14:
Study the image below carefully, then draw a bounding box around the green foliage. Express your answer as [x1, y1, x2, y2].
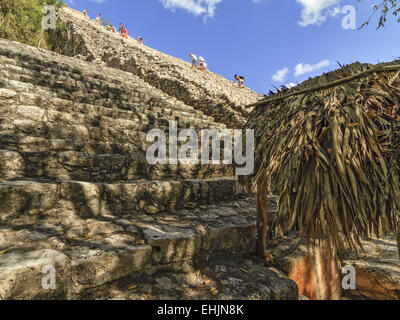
[0, 0, 64, 47]
[359, 0, 400, 28]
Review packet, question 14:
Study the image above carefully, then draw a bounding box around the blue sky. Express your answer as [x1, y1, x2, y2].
[66, 0, 399, 94]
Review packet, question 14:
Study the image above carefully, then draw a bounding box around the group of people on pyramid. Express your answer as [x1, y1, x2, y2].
[82, 9, 143, 44]
[82, 9, 244, 88]
[189, 53, 207, 72]
[190, 53, 245, 88]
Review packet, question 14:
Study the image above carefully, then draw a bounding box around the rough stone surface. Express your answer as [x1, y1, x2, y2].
[0, 37, 275, 300]
[0, 197, 295, 299]
[0, 249, 70, 300]
[0, 179, 244, 225]
[268, 234, 342, 300]
[0, 39, 233, 183]
[340, 236, 400, 300]
[84, 255, 298, 300]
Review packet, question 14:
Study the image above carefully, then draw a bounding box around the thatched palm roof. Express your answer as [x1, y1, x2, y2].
[246, 61, 400, 250]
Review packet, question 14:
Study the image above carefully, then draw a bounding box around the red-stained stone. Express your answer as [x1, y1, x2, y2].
[271, 235, 341, 300]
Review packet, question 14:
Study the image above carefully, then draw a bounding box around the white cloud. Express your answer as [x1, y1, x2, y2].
[294, 59, 330, 76]
[272, 67, 289, 83]
[158, 0, 266, 19]
[286, 82, 297, 88]
[296, 0, 342, 26]
[159, 0, 223, 19]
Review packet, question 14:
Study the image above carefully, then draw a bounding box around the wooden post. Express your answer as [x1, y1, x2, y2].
[397, 222, 400, 261]
[256, 182, 268, 259]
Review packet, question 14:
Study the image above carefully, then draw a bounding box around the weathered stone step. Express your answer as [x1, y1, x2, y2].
[0, 77, 223, 130]
[0, 103, 232, 156]
[0, 47, 155, 96]
[85, 254, 299, 300]
[0, 130, 234, 182]
[0, 102, 220, 137]
[0, 67, 216, 124]
[0, 197, 284, 300]
[0, 132, 233, 157]
[0, 135, 146, 154]
[0, 118, 145, 145]
[0, 178, 245, 224]
[0, 42, 221, 126]
[0, 149, 232, 182]
[0, 118, 229, 151]
[0, 130, 232, 175]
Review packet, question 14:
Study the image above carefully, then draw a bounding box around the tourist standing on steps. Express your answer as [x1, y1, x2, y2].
[198, 57, 207, 71]
[83, 9, 90, 19]
[122, 27, 128, 39]
[234, 74, 245, 88]
[190, 53, 198, 68]
[118, 23, 128, 39]
[96, 13, 101, 25]
[138, 36, 143, 44]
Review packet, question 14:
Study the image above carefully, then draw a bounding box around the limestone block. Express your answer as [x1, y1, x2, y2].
[0, 88, 17, 99]
[69, 245, 151, 296]
[341, 236, 400, 300]
[86, 219, 123, 238]
[61, 181, 102, 218]
[140, 223, 201, 264]
[0, 181, 60, 224]
[0, 249, 71, 300]
[0, 150, 24, 180]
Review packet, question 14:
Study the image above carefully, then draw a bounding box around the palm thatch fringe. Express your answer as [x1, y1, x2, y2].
[245, 62, 400, 252]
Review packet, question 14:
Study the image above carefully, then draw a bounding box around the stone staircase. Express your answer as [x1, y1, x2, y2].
[56, 7, 264, 128]
[0, 38, 298, 299]
[0, 39, 239, 221]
